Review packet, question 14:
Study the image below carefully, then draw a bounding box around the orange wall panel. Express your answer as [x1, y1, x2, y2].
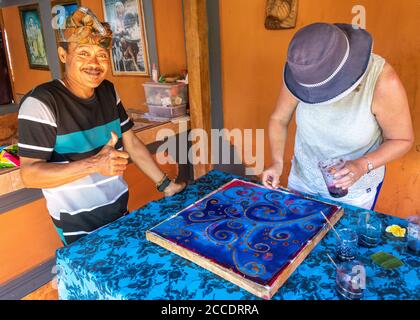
[152, 0, 187, 75]
[220, 0, 420, 218]
[0, 198, 62, 284]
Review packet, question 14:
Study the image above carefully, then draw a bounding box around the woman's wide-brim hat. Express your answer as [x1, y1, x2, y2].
[284, 23, 373, 105]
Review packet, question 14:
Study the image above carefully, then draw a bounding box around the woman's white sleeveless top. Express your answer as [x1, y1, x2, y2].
[289, 53, 386, 200]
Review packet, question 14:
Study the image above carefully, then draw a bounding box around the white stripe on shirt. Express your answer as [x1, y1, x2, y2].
[60, 187, 128, 215]
[120, 118, 130, 127]
[18, 115, 57, 127]
[62, 230, 92, 236]
[18, 143, 54, 152]
[44, 175, 120, 193]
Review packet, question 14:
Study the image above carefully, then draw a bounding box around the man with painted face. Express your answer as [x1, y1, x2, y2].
[18, 7, 185, 245]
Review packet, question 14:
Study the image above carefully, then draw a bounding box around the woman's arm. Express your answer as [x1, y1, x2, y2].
[335, 63, 414, 189]
[262, 83, 299, 189]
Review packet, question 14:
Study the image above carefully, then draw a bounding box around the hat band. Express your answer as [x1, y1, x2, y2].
[298, 33, 350, 88]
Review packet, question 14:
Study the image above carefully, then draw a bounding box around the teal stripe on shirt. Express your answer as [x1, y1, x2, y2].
[54, 119, 122, 154]
[53, 225, 67, 246]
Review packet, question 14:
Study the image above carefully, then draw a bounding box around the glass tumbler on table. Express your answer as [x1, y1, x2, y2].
[336, 228, 358, 262]
[335, 260, 365, 300]
[407, 215, 420, 255]
[357, 212, 382, 248]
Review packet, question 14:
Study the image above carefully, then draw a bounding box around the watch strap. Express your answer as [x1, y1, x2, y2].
[363, 156, 374, 174]
[157, 175, 171, 192]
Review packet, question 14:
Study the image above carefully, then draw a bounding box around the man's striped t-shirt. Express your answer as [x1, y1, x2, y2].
[18, 79, 134, 244]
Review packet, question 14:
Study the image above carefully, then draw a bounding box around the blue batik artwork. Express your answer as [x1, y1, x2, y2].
[147, 179, 343, 297]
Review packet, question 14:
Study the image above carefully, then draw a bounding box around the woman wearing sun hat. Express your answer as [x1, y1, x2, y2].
[262, 23, 414, 209]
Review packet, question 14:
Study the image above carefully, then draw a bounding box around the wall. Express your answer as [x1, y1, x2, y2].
[220, 0, 419, 218]
[1, 0, 187, 110]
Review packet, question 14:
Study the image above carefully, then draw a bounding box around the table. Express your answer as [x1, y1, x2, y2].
[56, 170, 420, 300]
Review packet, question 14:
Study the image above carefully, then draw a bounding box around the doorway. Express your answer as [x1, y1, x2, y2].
[0, 27, 13, 106]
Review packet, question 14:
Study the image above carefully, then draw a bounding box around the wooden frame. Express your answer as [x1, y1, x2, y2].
[101, 0, 150, 76]
[18, 4, 49, 70]
[147, 179, 344, 299]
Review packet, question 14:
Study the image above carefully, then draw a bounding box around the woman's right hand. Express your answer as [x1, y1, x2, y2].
[262, 162, 283, 189]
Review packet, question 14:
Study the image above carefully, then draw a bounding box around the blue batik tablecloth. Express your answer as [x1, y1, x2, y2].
[56, 170, 420, 300]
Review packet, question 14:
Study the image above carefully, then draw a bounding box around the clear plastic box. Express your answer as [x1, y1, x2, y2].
[143, 82, 188, 106]
[147, 104, 187, 118]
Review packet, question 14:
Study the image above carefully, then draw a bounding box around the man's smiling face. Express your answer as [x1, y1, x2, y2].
[59, 43, 110, 89]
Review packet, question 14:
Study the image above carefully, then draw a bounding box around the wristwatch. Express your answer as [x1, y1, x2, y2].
[363, 156, 374, 174]
[156, 174, 171, 192]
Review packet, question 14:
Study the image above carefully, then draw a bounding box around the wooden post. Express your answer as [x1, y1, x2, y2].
[183, 0, 213, 179]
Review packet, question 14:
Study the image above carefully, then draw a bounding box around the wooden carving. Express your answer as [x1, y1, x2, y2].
[265, 0, 298, 30]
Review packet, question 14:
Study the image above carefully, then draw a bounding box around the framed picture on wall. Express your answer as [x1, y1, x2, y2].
[51, 0, 81, 41]
[102, 0, 150, 76]
[51, 0, 81, 75]
[19, 4, 49, 70]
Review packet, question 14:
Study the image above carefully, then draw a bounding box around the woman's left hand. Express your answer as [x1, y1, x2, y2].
[333, 159, 367, 190]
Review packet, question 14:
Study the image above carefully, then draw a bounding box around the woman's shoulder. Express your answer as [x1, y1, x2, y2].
[372, 59, 407, 115]
[375, 62, 402, 97]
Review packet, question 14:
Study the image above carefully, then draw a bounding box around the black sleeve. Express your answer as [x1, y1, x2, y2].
[17, 97, 57, 160]
[117, 101, 134, 134]
[111, 83, 134, 134]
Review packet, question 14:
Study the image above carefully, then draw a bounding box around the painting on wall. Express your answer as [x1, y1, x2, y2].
[146, 179, 343, 299]
[51, 0, 80, 41]
[102, 0, 149, 76]
[265, 0, 298, 30]
[51, 0, 81, 75]
[19, 4, 49, 70]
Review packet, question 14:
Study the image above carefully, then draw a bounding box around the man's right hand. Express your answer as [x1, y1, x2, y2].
[262, 162, 283, 189]
[94, 131, 129, 176]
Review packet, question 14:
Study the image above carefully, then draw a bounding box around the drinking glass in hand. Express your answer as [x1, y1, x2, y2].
[318, 158, 348, 198]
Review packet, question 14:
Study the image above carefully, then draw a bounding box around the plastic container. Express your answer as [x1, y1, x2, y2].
[147, 104, 187, 118]
[143, 82, 188, 107]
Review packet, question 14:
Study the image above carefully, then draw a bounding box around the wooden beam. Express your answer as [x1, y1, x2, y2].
[183, 0, 212, 179]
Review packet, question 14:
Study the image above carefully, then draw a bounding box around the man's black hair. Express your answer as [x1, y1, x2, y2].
[59, 41, 69, 52]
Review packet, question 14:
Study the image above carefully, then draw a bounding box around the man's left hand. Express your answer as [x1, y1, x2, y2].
[333, 159, 367, 190]
[164, 181, 186, 197]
